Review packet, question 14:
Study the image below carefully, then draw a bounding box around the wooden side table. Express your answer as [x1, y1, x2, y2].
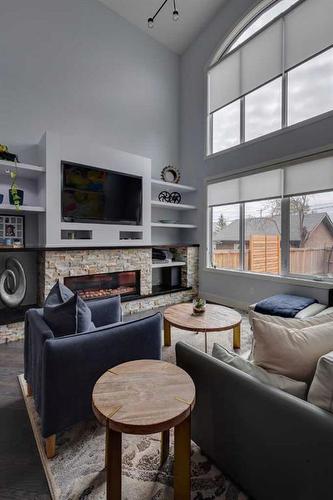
[164, 302, 242, 352]
[92, 359, 196, 500]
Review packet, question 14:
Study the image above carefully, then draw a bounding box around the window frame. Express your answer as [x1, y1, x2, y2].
[206, 0, 333, 157]
[207, 175, 333, 284]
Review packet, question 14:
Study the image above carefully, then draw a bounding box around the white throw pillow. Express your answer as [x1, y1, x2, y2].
[212, 343, 307, 399]
[308, 351, 333, 412]
[252, 318, 333, 382]
[295, 303, 327, 319]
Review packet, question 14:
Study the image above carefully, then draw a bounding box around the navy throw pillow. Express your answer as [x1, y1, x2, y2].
[44, 280, 74, 307]
[44, 293, 94, 337]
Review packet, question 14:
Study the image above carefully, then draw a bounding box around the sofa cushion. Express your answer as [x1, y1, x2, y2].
[212, 343, 307, 399]
[44, 293, 94, 337]
[249, 309, 333, 329]
[308, 351, 333, 412]
[252, 317, 333, 382]
[44, 280, 74, 307]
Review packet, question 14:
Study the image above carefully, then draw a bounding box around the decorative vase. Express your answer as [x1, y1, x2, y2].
[9, 189, 24, 206]
[0, 194, 3, 204]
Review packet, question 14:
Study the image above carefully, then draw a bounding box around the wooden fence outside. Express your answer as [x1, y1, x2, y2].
[213, 235, 332, 275]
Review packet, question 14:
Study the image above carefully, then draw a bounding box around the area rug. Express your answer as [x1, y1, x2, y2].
[19, 312, 251, 500]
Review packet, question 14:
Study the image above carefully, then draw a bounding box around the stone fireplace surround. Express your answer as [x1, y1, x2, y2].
[0, 245, 198, 343]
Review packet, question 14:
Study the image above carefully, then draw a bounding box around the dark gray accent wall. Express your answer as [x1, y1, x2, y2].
[180, 0, 333, 306]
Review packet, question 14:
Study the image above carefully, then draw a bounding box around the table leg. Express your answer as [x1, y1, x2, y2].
[204, 331, 208, 354]
[164, 318, 171, 347]
[174, 415, 191, 500]
[160, 430, 170, 465]
[233, 324, 241, 349]
[105, 425, 122, 500]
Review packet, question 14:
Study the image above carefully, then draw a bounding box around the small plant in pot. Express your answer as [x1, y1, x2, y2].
[9, 162, 23, 210]
[193, 297, 206, 314]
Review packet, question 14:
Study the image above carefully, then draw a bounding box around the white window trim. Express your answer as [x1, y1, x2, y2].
[205, 108, 333, 161]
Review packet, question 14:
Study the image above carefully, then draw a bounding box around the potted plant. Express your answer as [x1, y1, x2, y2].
[193, 297, 206, 314]
[9, 161, 24, 210]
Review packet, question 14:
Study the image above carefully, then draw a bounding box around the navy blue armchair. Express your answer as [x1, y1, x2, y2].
[24, 296, 162, 457]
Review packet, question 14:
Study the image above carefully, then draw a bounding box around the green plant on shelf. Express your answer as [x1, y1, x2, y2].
[10, 162, 20, 211]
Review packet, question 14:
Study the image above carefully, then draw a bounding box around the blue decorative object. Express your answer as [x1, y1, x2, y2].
[0, 194, 3, 204]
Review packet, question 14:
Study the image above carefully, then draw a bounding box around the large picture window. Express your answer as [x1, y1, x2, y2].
[207, 154, 333, 281]
[208, 0, 333, 155]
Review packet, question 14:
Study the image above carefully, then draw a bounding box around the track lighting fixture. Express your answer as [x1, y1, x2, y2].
[147, 0, 180, 29]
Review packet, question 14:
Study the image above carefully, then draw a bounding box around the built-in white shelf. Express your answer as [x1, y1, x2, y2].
[0, 204, 45, 213]
[152, 261, 186, 268]
[151, 200, 196, 210]
[151, 179, 196, 192]
[0, 160, 45, 180]
[151, 222, 197, 229]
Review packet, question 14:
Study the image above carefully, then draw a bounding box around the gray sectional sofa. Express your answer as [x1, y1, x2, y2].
[176, 341, 333, 500]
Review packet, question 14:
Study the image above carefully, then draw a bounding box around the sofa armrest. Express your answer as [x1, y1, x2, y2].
[24, 309, 54, 413]
[41, 312, 161, 437]
[87, 295, 122, 327]
[176, 341, 333, 500]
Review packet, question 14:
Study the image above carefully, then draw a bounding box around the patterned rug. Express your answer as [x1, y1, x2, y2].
[19, 311, 252, 500]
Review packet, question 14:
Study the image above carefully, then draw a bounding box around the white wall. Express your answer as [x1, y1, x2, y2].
[180, 0, 333, 306]
[0, 0, 179, 178]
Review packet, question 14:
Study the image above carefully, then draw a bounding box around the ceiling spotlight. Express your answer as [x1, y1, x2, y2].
[147, 0, 180, 29]
[173, 9, 179, 21]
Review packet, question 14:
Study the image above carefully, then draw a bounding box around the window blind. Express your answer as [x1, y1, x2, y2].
[284, 155, 333, 196]
[285, 0, 333, 71]
[208, 19, 283, 113]
[208, 155, 333, 207]
[207, 169, 283, 206]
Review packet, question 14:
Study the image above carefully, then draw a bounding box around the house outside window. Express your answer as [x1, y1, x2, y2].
[207, 0, 333, 155]
[207, 154, 333, 281]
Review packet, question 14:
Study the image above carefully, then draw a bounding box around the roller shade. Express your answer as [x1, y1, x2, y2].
[285, 0, 333, 70]
[284, 156, 333, 196]
[208, 169, 283, 207]
[208, 52, 240, 114]
[208, 18, 283, 113]
[241, 19, 283, 96]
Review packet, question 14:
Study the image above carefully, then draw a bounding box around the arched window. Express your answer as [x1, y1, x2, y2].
[207, 0, 333, 155]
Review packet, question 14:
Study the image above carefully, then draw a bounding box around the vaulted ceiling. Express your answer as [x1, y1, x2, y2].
[97, 0, 225, 54]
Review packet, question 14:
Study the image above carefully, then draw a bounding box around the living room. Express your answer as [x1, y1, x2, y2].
[1, 0, 333, 498]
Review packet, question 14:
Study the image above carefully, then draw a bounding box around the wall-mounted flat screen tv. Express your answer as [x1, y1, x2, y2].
[61, 161, 142, 225]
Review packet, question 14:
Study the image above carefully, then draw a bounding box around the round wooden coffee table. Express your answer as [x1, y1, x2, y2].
[92, 359, 195, 500]
[164, 302, 242, 353]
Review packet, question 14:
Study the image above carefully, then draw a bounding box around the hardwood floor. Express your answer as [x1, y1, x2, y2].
[0, 340, 50, 499]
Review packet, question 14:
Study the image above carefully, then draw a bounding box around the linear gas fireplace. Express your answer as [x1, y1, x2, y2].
[64, 270, 140, 301]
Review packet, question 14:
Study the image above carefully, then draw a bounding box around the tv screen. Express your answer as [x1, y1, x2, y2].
[61, 162, 142, 225]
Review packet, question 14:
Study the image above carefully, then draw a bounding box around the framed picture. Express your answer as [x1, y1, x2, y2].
[0, 214, 25, 247]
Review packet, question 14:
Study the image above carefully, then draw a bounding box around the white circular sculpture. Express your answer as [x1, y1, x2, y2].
[0, 258, 27, 307]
